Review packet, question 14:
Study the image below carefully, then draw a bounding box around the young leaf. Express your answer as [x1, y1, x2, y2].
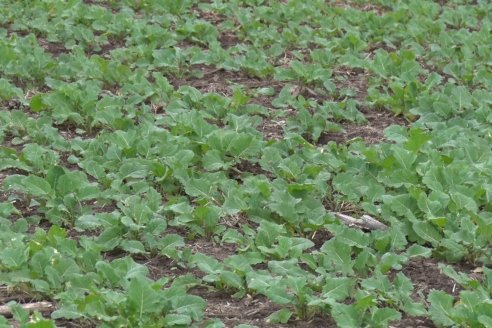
[412, 221, 442, 246]
[22, 175, 52, 197]
[266, 308, 292, 324]
[331, 303, 362, 328]
[171, 295, 206, 321]
[428, 290, 456, 326]
[127, 276, 161, 319]
[321, 277, 355, 302]
[163, 314, 192, 326]
[370, 307, 401, 327]
[264, 286, 295, 305]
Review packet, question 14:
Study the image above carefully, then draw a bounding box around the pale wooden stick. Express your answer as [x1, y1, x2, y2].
[361, 215, 388, 230]
[0, 301, 55, 316]
[332, 212, 388, 231]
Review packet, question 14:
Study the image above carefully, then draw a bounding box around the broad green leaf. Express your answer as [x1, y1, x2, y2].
[255, 221, 286, 248]
[382, 194, 417, 220]
[320, 239, 354, 275]
[268, 259, 307, 277]
[96, 227, 124, 251]
[183, 177, 214, 199]
[413, 221, 442, 246]
[246, 271, 276, 292]
[171, 295, 206, 321]
[8, 302, 29, 323]
[478, 315, 492, 327]
[0, 246, 28, 269]
[449, 191, 478, 213]
[159, 234, 185, 257]
[428, 290, 456, 326]
[321, 277, 354, 302]
[264, 286, 294, 305]
[29, 94, 47, 112]
[405, 244, 432, 258]
[127, 276, 161, 318]
[331, 303, 361, 328]
[376, 253, 407, 273]
[46, 166, 65, 189]
[392, 146, 417, 170]
[451, 86, 473, 110]
[405, 128, 431, 152]
[269, 188, 300, 224]
[338, 228, 370, 248]
[25, 320, 56, 328]
[120, 240, 147, 254]
[56, 170, 90, 196]
[204, 318, 225, 328]
[22, 175, 52, 197]
[439, 264, 473, 287]
[265, 308, 292, 324]
[163, 314, 192, 326]
[220, 271, 244, 290]
[370, 307, 401, 327]
[118, 160, 150, 179]
[191, 253, 223, 274]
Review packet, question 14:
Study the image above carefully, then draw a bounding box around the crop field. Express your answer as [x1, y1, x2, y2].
[0, 0, 491, 327]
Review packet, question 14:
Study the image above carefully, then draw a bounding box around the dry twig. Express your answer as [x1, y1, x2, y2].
[0, 301, 55, 317]
[332, 212, 388, 231]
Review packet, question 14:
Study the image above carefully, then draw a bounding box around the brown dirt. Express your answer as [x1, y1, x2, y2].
[231, 160, 273, 180]
[132, 254, 199, 281]
[53, 122, 101, 140]
[220, 212, 250, 229]
[140, 226, 466, 327]
[82, 0, 118, 12]
[166, 59, 407, 145]
[10, 318, 95, 328]
[219, 30, 242, 49]
[274, 50, 311, 69]
[318, 107, 407, 144]
[365, 42, 398, 59]
[1, 133, 25, 153]
[330, 0, 390, 15]
[332, 66, 369, 102]
[5, 28, 29, 38]
[58, 151, 80, 171]
[53, 319, 96, 328]
[1, 98, 30, 112]
[0, 168, 32, 214]
[392, 315, 436, 328]
[258, 116, 286, 140]
[0, 286, 39, 305]
[418, 56, 454, 85]
[309, 229, 333, 250]
[170, 65, 279, 95]
[196, 9, 227, 25]
[37, 37, 67, 58]
[197, 289, 336, 328]
[89, 200, 117, 213]
[385, 257, 482, 328]
[88, 37, 127, 57]
[401, 257, 477, 299]
[187, 238, 237, 262]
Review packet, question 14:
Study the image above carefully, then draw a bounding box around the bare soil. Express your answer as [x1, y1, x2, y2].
[37, 37, 67, 58]
[197, 289, 336, 328]
[318, 107, 408, 144]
